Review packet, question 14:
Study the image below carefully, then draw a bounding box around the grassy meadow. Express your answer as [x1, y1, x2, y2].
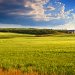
[0, 31, 75, 75]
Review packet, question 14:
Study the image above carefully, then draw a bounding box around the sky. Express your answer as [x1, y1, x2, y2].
[0, 0, 75, 29]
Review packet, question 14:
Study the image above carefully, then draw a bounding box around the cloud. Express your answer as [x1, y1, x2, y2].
[52, 13, 75, 30]
[0, 0, 68, 21]
[0, 0, 74, 29]
[23, 0, 73, 21]
[52, 23, 75, 30]
[45, 6, 55, 11]
[24, 0, 49, 21]
[0, 23, 26, 28]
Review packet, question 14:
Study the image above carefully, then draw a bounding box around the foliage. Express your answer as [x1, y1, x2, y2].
[0, 28, 69, 35]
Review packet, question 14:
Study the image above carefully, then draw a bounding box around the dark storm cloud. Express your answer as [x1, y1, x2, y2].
[0, 0, 34, 25]
[0, 0, 23, 12]
[0, 0, 51, 21]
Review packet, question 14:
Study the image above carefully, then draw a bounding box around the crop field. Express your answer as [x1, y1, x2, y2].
[0, 32, 75, 75]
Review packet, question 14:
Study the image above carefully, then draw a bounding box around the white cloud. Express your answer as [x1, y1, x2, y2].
[3, 0, 72, 22]
[23, 0, 67, 21]
[24, 0, 48, 21]
[52, 13, 75, 30]
[0, 24, 26, 28]
[52, 23, 75, 30]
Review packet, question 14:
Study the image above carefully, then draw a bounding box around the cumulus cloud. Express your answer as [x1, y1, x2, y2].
[23, 0, 73, 21]
[52, 13, 75, 30]
[23, 0, 49, 21]
[0, 0, 74, 23]
[52, 22, 75, 30]
[0, 0, 68, 21]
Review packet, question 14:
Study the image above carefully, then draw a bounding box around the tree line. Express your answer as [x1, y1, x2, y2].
[0, 28, 70, 35]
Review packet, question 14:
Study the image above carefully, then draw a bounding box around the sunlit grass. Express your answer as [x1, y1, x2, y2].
[0, 32, 75, 74]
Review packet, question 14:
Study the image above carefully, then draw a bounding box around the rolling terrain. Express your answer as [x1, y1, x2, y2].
[0, 32, 75, 75]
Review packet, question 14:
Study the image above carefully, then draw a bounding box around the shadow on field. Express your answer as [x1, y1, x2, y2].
[0, 34, 52, 39]
[0, 37, 16, 39]
[0, 35, 35, 39]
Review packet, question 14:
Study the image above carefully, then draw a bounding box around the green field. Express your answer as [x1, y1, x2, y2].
[0, 32, 75, 74]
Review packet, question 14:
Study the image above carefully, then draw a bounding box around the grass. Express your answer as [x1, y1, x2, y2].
[0, 32, 75, 74]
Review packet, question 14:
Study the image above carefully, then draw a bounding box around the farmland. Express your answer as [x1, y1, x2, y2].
[0, 31, 75, 75]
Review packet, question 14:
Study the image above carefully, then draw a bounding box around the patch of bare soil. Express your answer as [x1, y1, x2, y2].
[0, 68, 39, 75]
[0, 68, 65, 75]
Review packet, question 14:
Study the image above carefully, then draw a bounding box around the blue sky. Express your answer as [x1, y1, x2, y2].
[61, 0, 75, 10]
[0, 0, 75, 29]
